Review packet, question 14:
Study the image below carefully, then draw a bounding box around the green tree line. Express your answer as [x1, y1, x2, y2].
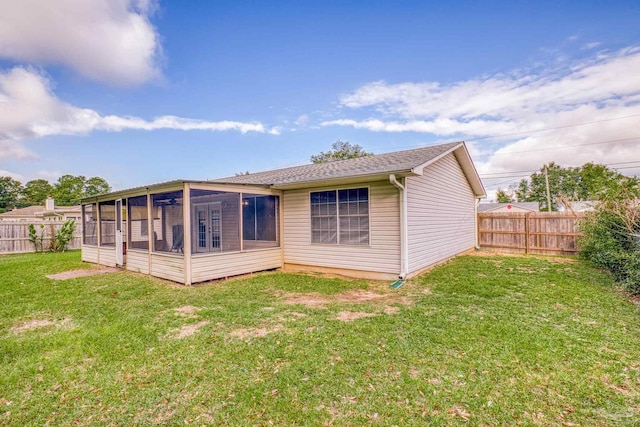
[495, 162, 639, 211]
[0, 175, 111, 212]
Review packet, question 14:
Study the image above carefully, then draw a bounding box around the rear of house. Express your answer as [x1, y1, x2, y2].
[80, 141, 485, 284]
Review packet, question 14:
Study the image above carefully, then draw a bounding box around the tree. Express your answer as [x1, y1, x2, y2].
[22, 179, 53, 206]
[578, 162, 621, 200]
[578, 177, 640, 294]
[495, 187, 513, 203]
[84, 177, 111, 197]
[515, 162, 632, 211]
[0, 176, 23, 212]
[51, 175, 112, 205]
[53, 175, 87, 205]
[310, 140, 372, 163]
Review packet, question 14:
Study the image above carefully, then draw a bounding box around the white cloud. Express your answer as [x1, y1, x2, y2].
[322, 45, 640, 191]
[0, 169, 25, 181]
[36, 170, 62, 181]
[0, 0, 161, 85]
[294, 114, 309, 127]
[583, 41, 602, 50]
[0, 67, 277, 160]
[331, 46, 640, 123]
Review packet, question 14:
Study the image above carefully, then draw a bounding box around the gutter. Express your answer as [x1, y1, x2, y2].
[389, 174, 408, 279]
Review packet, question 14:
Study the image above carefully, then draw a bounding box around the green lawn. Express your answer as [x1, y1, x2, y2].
[1, 251, 639, 426]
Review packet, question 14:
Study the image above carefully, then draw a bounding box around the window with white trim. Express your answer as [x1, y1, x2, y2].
[310, 188, 369, 245]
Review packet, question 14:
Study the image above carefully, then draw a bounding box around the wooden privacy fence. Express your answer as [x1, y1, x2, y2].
[0, 221, 82, 254]
[478, 212, 585, 255]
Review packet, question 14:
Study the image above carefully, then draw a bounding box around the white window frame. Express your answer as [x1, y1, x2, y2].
[309, 186, 370, 246]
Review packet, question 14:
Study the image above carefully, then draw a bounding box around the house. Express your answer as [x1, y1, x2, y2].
[477, 202, 539, 213]
[0, 197, 81, 222]
[80, 141, 485, 284]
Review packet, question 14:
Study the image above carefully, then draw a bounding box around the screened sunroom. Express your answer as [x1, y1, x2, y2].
[81, 181, 283, 284]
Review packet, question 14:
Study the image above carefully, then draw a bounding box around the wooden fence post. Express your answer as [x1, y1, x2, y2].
[524, 212, 530, 254]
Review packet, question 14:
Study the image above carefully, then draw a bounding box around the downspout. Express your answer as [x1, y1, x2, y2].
[474, 197, 481, 250]
[389, 174, 408, 279]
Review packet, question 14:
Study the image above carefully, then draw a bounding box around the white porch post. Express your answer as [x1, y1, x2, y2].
[147, 191, 153, 275]
[183, 183, 192, 285]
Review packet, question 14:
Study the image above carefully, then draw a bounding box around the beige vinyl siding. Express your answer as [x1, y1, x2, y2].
[406, 153, 476, 274]
[97, 247, 117, 267]
[81, 245, 98, 263]
[150, 253, 184, 283]
[191, 248, 282, 283]
[283, 181, 400, 275]
[126, 250, 150, 274]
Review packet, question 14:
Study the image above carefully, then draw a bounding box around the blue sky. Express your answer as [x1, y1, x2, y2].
[1, 0, 639, 199]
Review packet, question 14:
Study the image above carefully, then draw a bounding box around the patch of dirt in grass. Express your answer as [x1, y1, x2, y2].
[277, 311, 307, 322]
[172, 305, 202, 318]
[166, 321, 210, 339]
[11, 317, 73, 334]
[468, 250, 578, 265]
[229, 324, 283, 339]
[408, 367, 420, 379]
[447, 406, 471, 421]
[334, 311, 377, 322]
[283, 289, 411, 308]
[383, 306, 400, 315]
[546, 257, 578, 264]
[46, 267, 119, 280]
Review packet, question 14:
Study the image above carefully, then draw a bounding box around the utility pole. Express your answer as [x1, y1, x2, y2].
[544, 165, 552, 212]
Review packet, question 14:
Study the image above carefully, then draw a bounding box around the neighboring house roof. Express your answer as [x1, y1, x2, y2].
[560, 201, 597, 213]
[0, 205, 80, 219]
[82, 141, 486, 201]
[477, 202, 539, 213]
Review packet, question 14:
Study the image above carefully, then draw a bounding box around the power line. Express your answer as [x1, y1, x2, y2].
[480, 160, 640, 178]
[468, 114, 640, 142]
[472, 136, 640, 159]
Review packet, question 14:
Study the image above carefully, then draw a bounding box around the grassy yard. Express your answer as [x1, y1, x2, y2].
[1, 252, 639, 426]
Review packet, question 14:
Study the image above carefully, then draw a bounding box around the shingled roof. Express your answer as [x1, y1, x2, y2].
[215, 141, 463, 186]
[81, 140, 486, 202]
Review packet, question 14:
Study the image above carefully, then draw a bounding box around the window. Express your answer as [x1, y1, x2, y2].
[82, 203, 97, 245]
[128, 195, 149, 250]
[310, 188, 369, 245]
[242, 194, 279, 249]
[99, 201, 116, 247]
[151, 190, 184, 254]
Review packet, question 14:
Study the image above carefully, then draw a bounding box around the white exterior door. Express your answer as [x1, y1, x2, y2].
[194, 203, 222, 253]
[115, 199, 124, 265]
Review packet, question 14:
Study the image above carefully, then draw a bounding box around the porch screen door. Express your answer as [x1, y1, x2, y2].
[115, 199, 124, 265]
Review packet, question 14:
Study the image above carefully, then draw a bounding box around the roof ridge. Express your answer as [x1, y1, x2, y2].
[215, 141, 463, 182]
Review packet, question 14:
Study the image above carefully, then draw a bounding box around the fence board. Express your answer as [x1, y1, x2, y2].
[478, 212, 584, 255]
[0, 221, 82, 254]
